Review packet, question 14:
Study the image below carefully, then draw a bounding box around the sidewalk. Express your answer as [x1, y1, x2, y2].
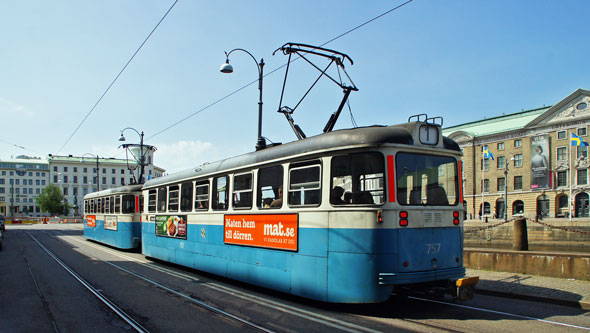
[467, 268, 590, 310]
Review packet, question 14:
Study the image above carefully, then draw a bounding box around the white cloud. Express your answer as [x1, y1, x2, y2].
[0, 97, 33, 117]
[153, 140, 216, 173]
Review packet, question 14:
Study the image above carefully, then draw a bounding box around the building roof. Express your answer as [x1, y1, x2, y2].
[47, 154, 134, 166]
[442, 106, 550, 138]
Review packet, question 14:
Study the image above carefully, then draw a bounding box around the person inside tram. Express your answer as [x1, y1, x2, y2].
[270, 186, 283, 207]
[330, 186, 345, 205]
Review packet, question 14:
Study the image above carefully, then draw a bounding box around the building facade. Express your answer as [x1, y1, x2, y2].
[48, 153, 165, 216]
[0, 152, 165, 217]
[0, 157, 49, 217]
[444, 88, 590, 220]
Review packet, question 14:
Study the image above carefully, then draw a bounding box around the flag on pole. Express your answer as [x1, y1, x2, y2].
[483, 148, 494, 160]
[571, 133, 589, 146]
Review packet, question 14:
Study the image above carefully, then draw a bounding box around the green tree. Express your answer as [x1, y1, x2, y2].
[37, 184, 70, 215]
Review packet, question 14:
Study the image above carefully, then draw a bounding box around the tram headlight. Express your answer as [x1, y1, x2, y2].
[399, 211, 408, 227]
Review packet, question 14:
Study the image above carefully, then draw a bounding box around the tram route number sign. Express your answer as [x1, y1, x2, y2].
[86, 215, 96, 227]
[224, 214, 298, 251]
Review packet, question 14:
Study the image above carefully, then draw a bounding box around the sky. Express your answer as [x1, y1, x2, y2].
[1, 0, 589, 173]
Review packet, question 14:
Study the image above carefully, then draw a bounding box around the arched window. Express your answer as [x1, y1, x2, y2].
[512, 200, 524, 215]
[556, 195, 568, 218]
[479, 202, 491, 216]
[536, 195, 550, 218]
[496, 198, 505, 219]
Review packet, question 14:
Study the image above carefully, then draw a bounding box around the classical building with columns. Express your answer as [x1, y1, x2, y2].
[443, 88, 590, 220]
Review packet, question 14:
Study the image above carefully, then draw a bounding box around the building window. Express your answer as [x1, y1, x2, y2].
[482, 179, 489, 193]
[513, 200, 524, 215]
[112, 168, 116, 174]
[73, 167, 78, 172]
[578, 146, 588, 159]
[579, 127, 587, 136]
[121, 178, 125, 185]
[514, 154, 523, 167]
[514, 176, 523, 190]
[557, 147, 567, 161]
[53, 175, 58, 183]
[497, 142, 504, 150]
[497, 156, 506, 169]
[497, 177, 505, 191]
[102, 177, 106, 185]
[73, 176, 78, 184]
[111, 177, 116, 185]
[83, 176, 87, 184]
[63, 187, 68, 195]
[578, 169, 588, 185]
[64, 176, 68, 183]
[481, 159, 490, 171]
[514, 139, 522, 148]
[53, 166, 57, 172]
[102, 168, 106, 174]
[83, 167, 87, 173]
[557, 131, 567, 140]
[557, 171, 568, 187]
[63, 167, 68, 172]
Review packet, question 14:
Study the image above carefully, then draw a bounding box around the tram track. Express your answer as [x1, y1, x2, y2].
[28, 232, 150, 333]
[53, 231, 382, 333]
[38, 227, 590, 332]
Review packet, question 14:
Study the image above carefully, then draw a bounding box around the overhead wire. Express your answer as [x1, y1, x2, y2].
[147, 0, 414, 140]
[56, 0, 179, 154]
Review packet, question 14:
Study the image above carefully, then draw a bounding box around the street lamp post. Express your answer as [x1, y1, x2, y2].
[219, 48, 266, 151]
[119, 127, 150, 184]
[81, 153, 100, 192]
[504, 163, 509, 222]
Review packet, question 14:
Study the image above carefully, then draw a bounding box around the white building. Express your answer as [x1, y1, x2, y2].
[0, 156, 49, 217]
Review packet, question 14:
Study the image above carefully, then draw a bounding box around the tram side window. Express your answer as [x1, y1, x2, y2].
[331, 153, 384, 205]
[84, 200, 88, 215]
[93, 199, 97, 214]
[114, 196, 121, 214]
[195, 180, 209, 210]
[212, 176, 228, 210]
[105, 197, 110, 214]
[140, 195, 144, 213]
[180, 181, 193, 212]
[233, 173, 253, 209]
[396, 153, 458, 206]
[109, 196, 115, 214]
[288, 161, 321, 206]
[122, 195, 135, 214]
[157, 187, 167, 212]
[100, 198, 105, 214]
[168, 185, 179, 212]
[148, 189, 157, 212]
[257, 165, 283, 209]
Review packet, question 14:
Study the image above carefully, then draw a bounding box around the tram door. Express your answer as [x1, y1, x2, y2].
[575, 193, 589, 217]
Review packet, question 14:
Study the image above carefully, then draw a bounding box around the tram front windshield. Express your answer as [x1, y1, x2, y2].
[396, 153, 458, 206]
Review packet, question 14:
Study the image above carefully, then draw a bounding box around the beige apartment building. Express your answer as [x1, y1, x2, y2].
[443, 88, 590, 220]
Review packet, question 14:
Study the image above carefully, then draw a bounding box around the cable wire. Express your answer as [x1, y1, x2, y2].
[148, 0, 414, 140]
[56, 0, 179, 154]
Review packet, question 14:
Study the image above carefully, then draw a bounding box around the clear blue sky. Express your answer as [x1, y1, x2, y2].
[1, 0, 588, 173]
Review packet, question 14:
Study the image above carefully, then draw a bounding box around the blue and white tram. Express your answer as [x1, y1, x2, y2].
[140, 118, 476, 303]
[83, 185, 143, 249]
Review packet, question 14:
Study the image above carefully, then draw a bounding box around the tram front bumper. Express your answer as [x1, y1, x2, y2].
[379, 267, 466, 285]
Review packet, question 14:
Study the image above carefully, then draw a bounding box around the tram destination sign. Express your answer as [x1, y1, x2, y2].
[224, 214, 298, 251]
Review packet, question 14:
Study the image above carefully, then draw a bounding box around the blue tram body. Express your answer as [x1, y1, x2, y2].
[83, 185, 143, 250]
[136, 121, 472, 303]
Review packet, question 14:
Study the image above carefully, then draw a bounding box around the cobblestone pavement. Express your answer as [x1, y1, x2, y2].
[467, 268, 590, 309]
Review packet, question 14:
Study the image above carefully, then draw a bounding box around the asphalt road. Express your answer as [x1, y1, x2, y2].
[1, 224, 589, 332]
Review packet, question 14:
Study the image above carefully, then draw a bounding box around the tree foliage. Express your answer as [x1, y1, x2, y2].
[37, 184, 69, 215]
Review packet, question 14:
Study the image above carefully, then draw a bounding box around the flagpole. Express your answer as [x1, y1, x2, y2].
[569, 133, 573, 221]
[481, 145, 484, 221]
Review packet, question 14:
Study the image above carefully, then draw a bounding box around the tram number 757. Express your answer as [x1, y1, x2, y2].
[426, 243, 441, 254]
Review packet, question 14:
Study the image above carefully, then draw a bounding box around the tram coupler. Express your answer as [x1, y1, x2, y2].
[449, 276, 479, 301]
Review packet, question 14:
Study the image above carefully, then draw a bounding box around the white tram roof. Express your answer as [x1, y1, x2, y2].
[143, 123, 461, 189]
[83, 184, 144, 200]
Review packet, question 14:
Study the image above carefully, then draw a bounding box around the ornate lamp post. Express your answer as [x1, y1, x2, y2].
[219, 48, 266, 151]
[119, 127, 155, 184]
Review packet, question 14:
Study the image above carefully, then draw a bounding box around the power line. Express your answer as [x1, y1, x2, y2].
[0, 138, 44, 155]
[56, 0, 179, 154]
[147, 0, 414, 141]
